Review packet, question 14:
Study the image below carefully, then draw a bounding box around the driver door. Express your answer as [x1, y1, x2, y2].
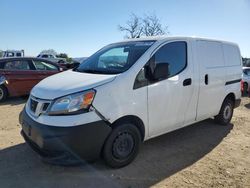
[148, 41, 196, 138]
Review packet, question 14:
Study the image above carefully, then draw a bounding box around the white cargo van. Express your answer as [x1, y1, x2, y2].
[20, 37, 242, 168]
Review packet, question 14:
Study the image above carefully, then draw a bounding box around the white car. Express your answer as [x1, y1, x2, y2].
[37, 53, 66, 64]
[20, 36, 242, 168]
[242, 67, 250, 93]
[2, 50, 24, 57]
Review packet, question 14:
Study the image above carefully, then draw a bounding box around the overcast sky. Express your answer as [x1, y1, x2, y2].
[0, 0, 249, 57]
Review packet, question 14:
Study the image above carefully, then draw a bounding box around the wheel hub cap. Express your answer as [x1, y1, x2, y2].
[223, 105, 232, 120]
[113, 133, 134, 159]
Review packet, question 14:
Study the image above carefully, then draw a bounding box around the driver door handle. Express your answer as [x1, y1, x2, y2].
[183, 78, 192, 86]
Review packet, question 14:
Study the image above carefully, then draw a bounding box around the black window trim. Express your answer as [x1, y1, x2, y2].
[133, 40, 188, 90]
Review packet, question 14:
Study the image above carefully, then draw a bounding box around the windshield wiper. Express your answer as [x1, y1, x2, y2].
[75, 69, 107, 74]
[74, 68, 121, 74]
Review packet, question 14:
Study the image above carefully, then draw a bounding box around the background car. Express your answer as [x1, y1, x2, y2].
[2, 50, 25, 58]
[0, 57, 62, 102]
[37, 53, 80, 70]
[37, 53, 66, 64]
[242, 67, 250, 95]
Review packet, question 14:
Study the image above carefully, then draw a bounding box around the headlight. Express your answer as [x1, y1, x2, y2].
[48, 90, 96, 115]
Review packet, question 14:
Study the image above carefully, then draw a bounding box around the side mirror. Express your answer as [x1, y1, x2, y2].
[145, 55, 169, 81]
[153, 63, 169, 81]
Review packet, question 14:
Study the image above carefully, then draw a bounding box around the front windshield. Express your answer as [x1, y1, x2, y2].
[243, 69, 250, 76]
[75, 41, 155, 74]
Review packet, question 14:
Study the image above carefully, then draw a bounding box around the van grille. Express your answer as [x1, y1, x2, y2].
[30, 99, 38, 113]
[29, 97, 51, 116]
[42, 103, 50, 111]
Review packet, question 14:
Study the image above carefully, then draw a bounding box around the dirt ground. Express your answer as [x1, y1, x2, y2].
[0, 97, 249, 188]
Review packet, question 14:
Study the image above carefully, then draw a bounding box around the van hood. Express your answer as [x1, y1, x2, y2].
[31, 70, 117, 100]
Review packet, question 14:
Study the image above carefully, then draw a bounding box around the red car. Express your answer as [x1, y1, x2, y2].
[0, 57, 62, 102]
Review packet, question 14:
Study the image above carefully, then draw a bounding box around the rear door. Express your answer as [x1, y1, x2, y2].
[2, 59, 38, 96]
[31, 59, 59, 80]
[196, 40, 226, 120]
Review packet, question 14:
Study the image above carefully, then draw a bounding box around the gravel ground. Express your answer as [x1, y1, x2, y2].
[0, 97, 249, 188]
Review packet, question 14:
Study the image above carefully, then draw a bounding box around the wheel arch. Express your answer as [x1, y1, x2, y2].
[111, 115, 145, 141]
[0, 84, 9, 96]
[223, 92, 236, 106]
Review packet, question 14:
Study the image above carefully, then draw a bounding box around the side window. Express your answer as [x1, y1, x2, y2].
[154, 41, 187, 78]
[41, 54, 48, 58]
[16, 53, 22, 57]
[134, 41, 187, 89]
[7, 52, 15, 57]
[33, 61, 58, 71]
[133, 68, 148, 89]
[4, 60, 31, 70]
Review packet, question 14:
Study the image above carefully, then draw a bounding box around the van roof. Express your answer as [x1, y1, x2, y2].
[119, 36, 238, 46]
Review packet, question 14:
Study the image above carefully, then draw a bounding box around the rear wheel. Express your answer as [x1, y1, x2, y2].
[215, 98, 234, 125]
[0, 85, 8, 102]
[243, 82, 248, 94]
[103, 123, 141, 168]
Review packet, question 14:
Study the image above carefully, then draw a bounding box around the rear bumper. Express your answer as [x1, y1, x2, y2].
[20, 109, 111, 165]
[234, 99, 241, 108]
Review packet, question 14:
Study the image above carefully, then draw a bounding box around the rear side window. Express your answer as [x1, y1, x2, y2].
[154, 41, 187, 78]
[33, 60, 58, 71]
[197, 41, 224, 68]
[16, 53, 22, 57]
[41, 55, 49, 58]
[223, 44, 241, 66]
[4, 60, 31, 70]
[0, 62, 4, 69]
[243, 69, 250, 76]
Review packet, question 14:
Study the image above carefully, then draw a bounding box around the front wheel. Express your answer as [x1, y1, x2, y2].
[102, 123, 142, 168]
[0, 85, 8, 102]
[215, 98, 234, 125]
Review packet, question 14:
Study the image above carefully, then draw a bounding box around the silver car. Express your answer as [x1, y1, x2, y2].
[242, 67, 250, 93]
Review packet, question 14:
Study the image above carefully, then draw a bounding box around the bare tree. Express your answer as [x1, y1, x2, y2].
[118, 14, 143, 38]
[142, 13, 169, 36]
[118, 13, 169, 38]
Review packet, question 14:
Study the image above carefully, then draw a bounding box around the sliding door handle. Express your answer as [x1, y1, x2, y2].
[205, 74, 208, 85]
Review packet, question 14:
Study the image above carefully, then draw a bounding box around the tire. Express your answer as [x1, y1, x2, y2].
[243, 82, 248, 94]
[0, 85, 8, 102]
[103, 123, 142, 168]
[215, 98, 234, 125]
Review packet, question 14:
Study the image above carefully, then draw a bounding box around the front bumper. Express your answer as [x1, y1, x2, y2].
[20, 109, 111, 165]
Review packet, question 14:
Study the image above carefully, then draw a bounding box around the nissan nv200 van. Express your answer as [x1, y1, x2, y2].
[20, 37, 242, 168]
